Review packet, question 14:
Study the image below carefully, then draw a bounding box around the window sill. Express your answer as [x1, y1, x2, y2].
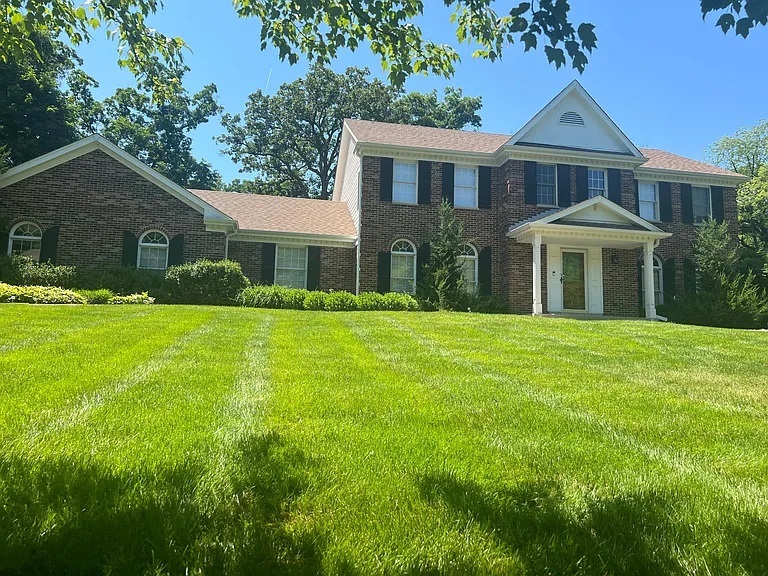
[454, 205, 480, 211]
[391, 201, 419, 206]
[537, 204, 558, 209]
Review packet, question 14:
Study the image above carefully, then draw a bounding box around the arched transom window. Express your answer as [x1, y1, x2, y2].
[458, 243, 478, 293]
[8, 222, 42, 261]
[138, 230, 169, 270]
[390, 239, 416, 293]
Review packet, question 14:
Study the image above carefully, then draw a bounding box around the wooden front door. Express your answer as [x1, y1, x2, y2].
[562, 250, 587, 311]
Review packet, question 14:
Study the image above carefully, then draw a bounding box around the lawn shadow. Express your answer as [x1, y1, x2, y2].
[417, 471, 768, 575]
[0, 431, 322, 575]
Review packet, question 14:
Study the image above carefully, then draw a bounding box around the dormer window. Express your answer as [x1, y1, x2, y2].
[559, 111, 585, 126]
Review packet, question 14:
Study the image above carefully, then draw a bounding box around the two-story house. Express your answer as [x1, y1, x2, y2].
[0, 81, 746, 317]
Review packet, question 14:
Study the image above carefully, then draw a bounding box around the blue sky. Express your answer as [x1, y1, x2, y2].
[75, 0, 768, 183]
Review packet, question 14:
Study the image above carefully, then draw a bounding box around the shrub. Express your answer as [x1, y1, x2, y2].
[380, 292, 419, 311]
[0, 282, 86, 304]
[76, 288, 116, 304]
[0, 255, 76, 288]
[356, 292, 389, 311]
[237, 285, 308, 309]
[108, 292, 155, 305]
[75, 266, 166, 296]
[462, 293, 508, 314]
[164, 259, 249, 305]
[303, 291, 327, 310]
[324, 291, 358, 311]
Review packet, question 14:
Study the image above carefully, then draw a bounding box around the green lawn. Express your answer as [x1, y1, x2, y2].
[1, 305, 767, 575]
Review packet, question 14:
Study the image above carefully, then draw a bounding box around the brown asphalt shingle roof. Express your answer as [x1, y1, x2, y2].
[345, 119, 511, 154]
[346, 119, 744, 178]
[638, 148, 743, 177]
[189, 189, 357, 237]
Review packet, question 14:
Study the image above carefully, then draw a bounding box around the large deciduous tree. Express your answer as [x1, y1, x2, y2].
[219, 65, 483, 199]
[5, 2, 766, 91]
[85, 65, 223, 189]
[707, 120, 768, 178]
[0, 33, 83, 167]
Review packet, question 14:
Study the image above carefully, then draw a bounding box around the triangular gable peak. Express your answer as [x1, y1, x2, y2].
[507, 81, 643, 158]
[538, 196, 662, 232]
[0, 135, 236, 230]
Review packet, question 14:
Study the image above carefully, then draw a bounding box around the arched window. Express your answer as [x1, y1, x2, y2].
[138, 230, 169, 270]
[390, 239, 416, 293]
[458, 243, 478, 293]
[8, 222, 42, 261]
[641, 254, 664, 305]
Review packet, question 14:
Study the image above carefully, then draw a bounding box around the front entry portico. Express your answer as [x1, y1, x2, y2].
[508, 196, 672, 319]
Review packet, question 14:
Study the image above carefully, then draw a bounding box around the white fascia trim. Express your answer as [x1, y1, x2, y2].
[633, 167, 748, 188]
[0, 134, 237, 227]
[509, 221, 672, 243]
[231, 230, 358, 248]
[332, 123, 358, 201]
[506, 80, 644, 158]
[530, 195, 665, 233]
[355, 143, 502, 166]
[505, 144, 647, 169]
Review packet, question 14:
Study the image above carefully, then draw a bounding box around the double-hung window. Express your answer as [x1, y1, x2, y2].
[641, 255, 664, 306]
[588, 169, 606, 198]
[458, 244, 478, 293]
[138, 230, 169, 270]
[275, 245, 308, 288]
[638, 181, 659, 221]
[692, 186, 711, 223]
[454, 166, 478, 208]
[536, 164, 557, 206]
[8, 222, 42, 261]
[393, 161, 418, 204]
[390, 240, 416, 293]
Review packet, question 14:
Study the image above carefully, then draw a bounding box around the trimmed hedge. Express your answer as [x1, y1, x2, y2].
[237, 285, 419, 312]
[164, 259, 249, 305]
[75, 289, 154, 305]
[108, 292, 155, 305]
[75, 266, 166, 296]
[0, 282, 86, 304]
[0, 255, 76, 288]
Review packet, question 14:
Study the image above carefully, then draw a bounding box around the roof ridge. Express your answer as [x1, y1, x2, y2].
[345, 118, 511, 139]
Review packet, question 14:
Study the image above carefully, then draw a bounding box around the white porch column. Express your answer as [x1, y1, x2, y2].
[643, 241, 657, 319]
[532, 234, 543, 315]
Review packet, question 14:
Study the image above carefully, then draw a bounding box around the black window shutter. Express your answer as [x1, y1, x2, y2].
[659, 182, 673, 222]
[681, 184, 694, 223]
[380, 157, 394, 202]
[608, 169, 622, 206]
[523, 161, 537, 205]
[711, 186, 725, 222]
[122, 231, 138, 267]
[418, 161, 432, 205]
[377, 251, 391, 293]
[39, 225, 59, 264]
[556, 164, 571, 207]
[478, 246, 492, 296]
[683, 258, 696, 294]
[634, 179, 640, 215]
[663, 258, 676, 304]
[416, 242, 431, 286]
[262, 243, 276, 284]
[575, 166, 588, 202]
[307, 246, 321, 290]
[441, 162, 455, 205]
[167, 234, 184, 266]
[0, 230, 8, 255]
[478, 166, 492, 209]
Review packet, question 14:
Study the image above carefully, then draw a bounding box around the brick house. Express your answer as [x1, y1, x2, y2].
[0, 81, 746, 317]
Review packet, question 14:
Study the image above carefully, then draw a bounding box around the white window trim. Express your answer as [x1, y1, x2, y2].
[7, 222, 42, 257]
[536, 163, 558, 208]
[137, 229, 170, 270]
[274, 244, 309, 289]
[638, 180, 660, 222]
[641, 254, 664, 306]
[392, 160, 418, 205]
[390, 239, 417, 294]
[454, 165, 479, 210]
[458, 243, 479, 293]
[691, 185, 713, 226]
[587, 168, 607, 199]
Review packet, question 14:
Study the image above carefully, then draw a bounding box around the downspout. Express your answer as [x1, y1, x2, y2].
[355, 150, 363, 295]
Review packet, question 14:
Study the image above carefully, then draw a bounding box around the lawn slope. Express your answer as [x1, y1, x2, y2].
[1, 305, 767, 575]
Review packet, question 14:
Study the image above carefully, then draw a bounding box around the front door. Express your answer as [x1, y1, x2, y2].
[562, 250, 587, 311]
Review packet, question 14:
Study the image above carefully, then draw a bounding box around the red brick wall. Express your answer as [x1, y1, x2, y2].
[0, 150, 225, 267]
[228, 240, 263, 283]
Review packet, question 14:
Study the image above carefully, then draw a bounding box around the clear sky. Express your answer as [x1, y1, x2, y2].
[74, 0, 768, 183]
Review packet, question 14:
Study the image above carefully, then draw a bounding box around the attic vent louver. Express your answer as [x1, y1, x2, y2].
[559, 111, 585, 126]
